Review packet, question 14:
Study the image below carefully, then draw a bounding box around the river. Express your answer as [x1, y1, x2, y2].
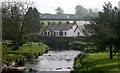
[25, 50, 80, 72]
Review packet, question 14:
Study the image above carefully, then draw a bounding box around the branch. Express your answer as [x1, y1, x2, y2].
[112, 49, 118, 57]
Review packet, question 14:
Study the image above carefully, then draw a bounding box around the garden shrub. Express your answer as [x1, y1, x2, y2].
[69, 41, 87, 51]
[73, 53, 92, 71]
[84, 46, 99, 53]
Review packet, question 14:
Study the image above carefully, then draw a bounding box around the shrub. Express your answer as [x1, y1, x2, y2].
[69, 41, 87, 51]
[84, 46, 99, 53]
[23, 52, 35, 59]
[73, 53, 92, 71]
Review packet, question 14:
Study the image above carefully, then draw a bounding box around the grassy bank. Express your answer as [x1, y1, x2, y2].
[73, 52, 119, 72]
[40, 20, 67, 30]
[41, 20, 66, 26]
[2, 42, 49, 64]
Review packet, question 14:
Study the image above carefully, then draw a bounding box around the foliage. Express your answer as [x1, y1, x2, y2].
[75, 5, 98, 20]
[2, 2, 41, 50]
[8, 54, 26, 62]
[2, 42, 48, 64]
[44, 38, 70, 50]
[69, 41, 87, 51]
[25, 7, 41, 33]
[41, 37, 86, 50]
[55, 7, 64, 14]
[75, 5, 88, 19]
[83, 2, 120, 59]
[73, 52, 119, 72]
[84, 46, 99, 53]
[74, 53, 92, 71]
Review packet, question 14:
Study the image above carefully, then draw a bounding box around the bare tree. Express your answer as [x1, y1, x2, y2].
[2, 1, 40, 50]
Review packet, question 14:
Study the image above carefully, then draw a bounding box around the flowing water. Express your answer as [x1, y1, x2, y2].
[25, 50, 80, 71]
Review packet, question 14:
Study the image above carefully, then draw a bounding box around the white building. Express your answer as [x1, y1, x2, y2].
[41, 21, 89, 37]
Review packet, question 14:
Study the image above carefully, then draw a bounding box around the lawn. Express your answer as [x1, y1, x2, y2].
[2, 42, 49, 63]
[74, 52, 120, 71]
[40, 20, 67, 30]
[88, 52, 119, 71]
[10, 42, 48, 54]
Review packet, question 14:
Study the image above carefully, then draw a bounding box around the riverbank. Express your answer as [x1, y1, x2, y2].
[2, 42, 49, 71]
[73, 52, 119, 72]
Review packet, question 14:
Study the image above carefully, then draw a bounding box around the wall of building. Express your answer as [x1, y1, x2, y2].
[43, 24, 85, 37]
[42, 21, 88, 37]
[74, 27, 85, 36]
[64, 24, 77, 37]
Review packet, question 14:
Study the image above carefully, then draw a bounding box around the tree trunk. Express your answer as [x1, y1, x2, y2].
[109, 45, 113, 59]
[29, 33, 32, 49]
[12, 41, 20, 50]
[14, 33, 22, 50]
[16, 42, 19, 50]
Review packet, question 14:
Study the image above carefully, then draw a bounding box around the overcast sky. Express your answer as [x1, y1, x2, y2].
[2, 0, 120, 14]
[32, 0, 119, 14]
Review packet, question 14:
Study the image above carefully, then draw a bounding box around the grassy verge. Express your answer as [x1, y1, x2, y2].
[2, 42, 49, 64]
[10, 42, 48, 54]
[73, 52, 119, 72]
[40, 20, 66, 30]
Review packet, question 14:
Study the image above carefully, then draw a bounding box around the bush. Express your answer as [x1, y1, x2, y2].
[84, 46, 99, 53]
[23, 53, 35, 59]
[73, 53, 92, 71]
[69, 41, 87, 51]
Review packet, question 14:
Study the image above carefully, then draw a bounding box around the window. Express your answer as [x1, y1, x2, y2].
[45, 31, 47, 36]
[48, 32, 50, 36]
[65, 32, 66, 36]
[59, 31, 63, 37]
[78, 32, 80, 36]
[57, 32, 58, 36]
[54, 31, 56, 36]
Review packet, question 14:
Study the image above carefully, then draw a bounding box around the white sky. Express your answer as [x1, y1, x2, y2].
[2, 0, 120, 14]
[33, 0, 120, 14]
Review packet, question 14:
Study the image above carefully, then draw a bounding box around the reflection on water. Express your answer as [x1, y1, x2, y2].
[25, 50, 80, 71]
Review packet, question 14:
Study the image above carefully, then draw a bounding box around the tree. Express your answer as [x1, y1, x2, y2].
[25, 7, 41, 47]
[75, 5, 98, 20]
[2, 2, 41, 50]
[75, 5, 88, 19]
[0, 6, 2, 41]
[55, 7, 64, 14]
[83, 2, 119, 59]
[84, 8, 98, 20]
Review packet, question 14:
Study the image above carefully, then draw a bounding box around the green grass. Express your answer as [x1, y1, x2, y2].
[88, 52, 119, 71]
[10, 42, 48, 54]
[40, 20, 66, 30]
[2, 42, 49, 63]
[74, 52, 120, 71]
